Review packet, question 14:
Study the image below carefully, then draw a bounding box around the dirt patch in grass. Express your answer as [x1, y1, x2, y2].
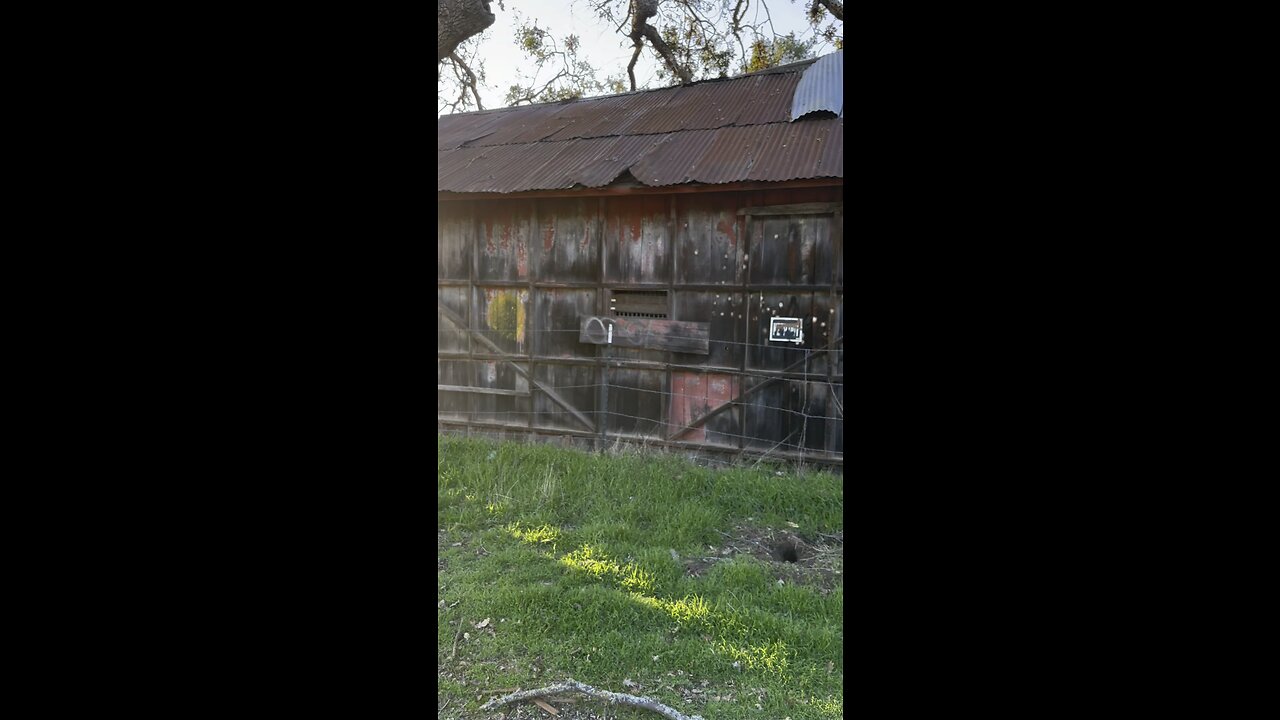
[684, 523, 843, 593]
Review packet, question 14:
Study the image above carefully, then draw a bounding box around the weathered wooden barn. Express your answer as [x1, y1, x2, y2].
[438, 51, 844, 468]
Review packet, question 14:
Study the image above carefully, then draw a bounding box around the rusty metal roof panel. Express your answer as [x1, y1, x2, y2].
[504, 100, 597, 144]
[470, 103, 568, 146]
[437, 110, 510, 150]
[511, 135, 614, 189]
[437, 146, 490, 188]
[540, 89, 660, 140]
[790, 50, 844, 120]
[436, 50, 844, 193]
[575, 134, 670, 186]
[627, 129, 718, 186]
[667, 80, 752, 130]
[623, 81, 748, 133]
[683, 124, 776, 184]
[492, 140, 591, 192]
[819, 120, 843, 177]
[435, 142, 524, 192]
[606, 85, 684, 136]
[534, 96, 615, 142]
[746, 118, 842, 182]
[526, 135, 642, 189]
[732, 73, 802, 125]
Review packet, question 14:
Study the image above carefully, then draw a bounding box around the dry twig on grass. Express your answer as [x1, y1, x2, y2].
[448, 615, 464, 661]
[478, 679, 705, 720]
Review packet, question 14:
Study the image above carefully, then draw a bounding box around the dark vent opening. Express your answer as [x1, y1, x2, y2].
[792, 109, 838, 122]
[611, 290, 668, 319]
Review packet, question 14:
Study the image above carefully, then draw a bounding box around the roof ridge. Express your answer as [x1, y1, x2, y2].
[439, 50, 836, 119]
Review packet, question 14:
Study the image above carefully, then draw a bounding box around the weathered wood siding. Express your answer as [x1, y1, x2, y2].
[438, 185, 844, 467]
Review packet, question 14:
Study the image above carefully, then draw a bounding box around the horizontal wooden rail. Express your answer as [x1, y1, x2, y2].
[438, 385, 531, 397]
[736, 202, 841, 216]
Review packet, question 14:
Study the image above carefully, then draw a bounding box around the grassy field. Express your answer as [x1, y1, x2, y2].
[437, 435, 844, 719]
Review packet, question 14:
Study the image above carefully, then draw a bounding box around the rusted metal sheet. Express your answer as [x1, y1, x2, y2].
[819, 121, 843, 177]
[471, 103, 567, 146]
[664, 80, 754, 131]
[606, 85, 684, 137]
[437, 109, 511, 150]
[669, 372, 737, 442]
[746, 120, 839, 182]
[733, 73, 803, 125]
[539, 91, 657, 142]
[578, 316, 710, 354]
[555, 134, 666, 188]
[437, 51, 842, 194]
[790, 50, 843, 120]
[626, 129, 717, 186]
[437, 118, 842, 191]
[684, 125, 775, 185]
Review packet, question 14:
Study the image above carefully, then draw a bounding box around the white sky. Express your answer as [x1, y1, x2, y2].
[440, 0, 835, 115]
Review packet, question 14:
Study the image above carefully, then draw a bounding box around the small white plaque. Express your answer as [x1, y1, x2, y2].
[769, 317, 804, 344]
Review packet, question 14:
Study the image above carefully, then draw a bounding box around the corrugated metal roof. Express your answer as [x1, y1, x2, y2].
[627, 129, 718, 186]
[735, 73, 804, 125]
[438, 51, 843, 193]
[790, 50, 844, 120]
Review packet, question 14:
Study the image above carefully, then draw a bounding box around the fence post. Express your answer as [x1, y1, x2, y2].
[598, 321, 611, 449]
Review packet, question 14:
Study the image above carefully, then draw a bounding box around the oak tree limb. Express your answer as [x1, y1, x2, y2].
[478, 679, 705, 720]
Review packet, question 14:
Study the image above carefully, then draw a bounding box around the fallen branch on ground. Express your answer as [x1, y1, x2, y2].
[478, 679, 705, 720]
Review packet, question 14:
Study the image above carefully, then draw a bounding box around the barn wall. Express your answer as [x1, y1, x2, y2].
[437, 185, 844, 467]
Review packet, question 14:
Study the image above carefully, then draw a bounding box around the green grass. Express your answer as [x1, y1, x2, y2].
[438, 435, 844, 719]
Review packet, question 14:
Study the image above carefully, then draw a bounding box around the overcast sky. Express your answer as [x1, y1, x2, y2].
[440, 0, 835, 115]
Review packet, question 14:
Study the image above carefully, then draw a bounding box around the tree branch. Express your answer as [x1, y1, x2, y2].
[438, 0, 496, 61]
[629, 1, 692, 85]
[640, 24, 693, 84]
[508, 69, 574, 105]
[449, 51, 484, 110]
[627, 42, 643, 92]
[815, 0, 844, 22]
[478, 679, 705, 720]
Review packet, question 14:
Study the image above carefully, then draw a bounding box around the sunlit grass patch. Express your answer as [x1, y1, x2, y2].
[716, 638, 791, 674]
[811, 693, 844, 717]
[438, 435, 842, 720]
[560, 543, 655, 594]
[665, 593, 712, 627]
[506, 522, 561, 546]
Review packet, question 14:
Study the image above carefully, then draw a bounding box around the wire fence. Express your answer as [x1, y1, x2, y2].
[435, 422, 837, 474]
[438, 317, 843, 471]
[439, 369, 842, 471]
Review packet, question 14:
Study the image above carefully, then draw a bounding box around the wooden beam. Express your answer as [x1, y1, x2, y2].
[735, 202, 841, 216]
[578, 316, 710, 355]
[438, 385, 531, 397]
